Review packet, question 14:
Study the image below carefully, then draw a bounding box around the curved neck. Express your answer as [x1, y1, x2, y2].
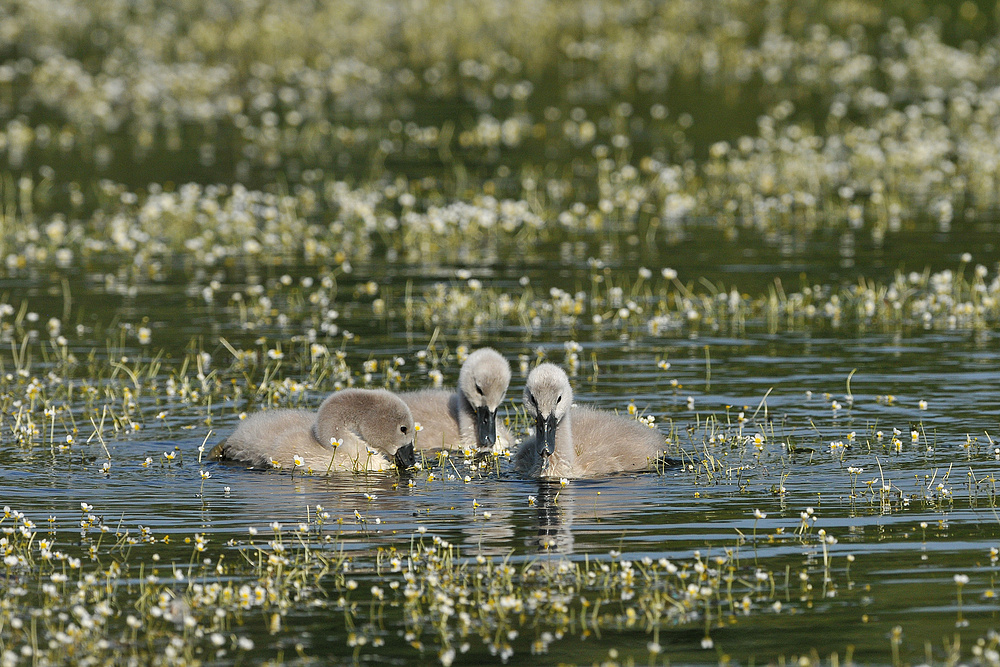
[314, 392, 365, 447]
[456, 390, 479, 441]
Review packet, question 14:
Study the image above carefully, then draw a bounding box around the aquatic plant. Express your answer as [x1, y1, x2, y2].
[4, 1, 1000, 664]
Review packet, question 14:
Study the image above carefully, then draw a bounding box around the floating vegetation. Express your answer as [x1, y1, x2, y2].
[4, 0, 1000, 664]
[5, 485, 1000, 666]
[409, 261, 1000, 335]
[3, 1, 1000, 261]
[4, 324, 1000, 665]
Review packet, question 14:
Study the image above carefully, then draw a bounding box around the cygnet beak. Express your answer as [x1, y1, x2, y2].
[394, 442, 416, 469]
[475, 405, 497, 449]
[535, 413, 558, 457]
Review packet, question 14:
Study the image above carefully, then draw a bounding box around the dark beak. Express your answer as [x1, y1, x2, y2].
[535, 413, 557, 457]
[394, 442, 415, 469]
[475, 405, 497, 449]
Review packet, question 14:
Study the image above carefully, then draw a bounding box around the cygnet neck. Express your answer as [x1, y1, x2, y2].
[542, 408, 575, 477]
[313, 390, 369, 447]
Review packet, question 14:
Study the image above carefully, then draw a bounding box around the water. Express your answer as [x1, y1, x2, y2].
[5, 1, 1000, 664]
[2, 248, 1000, 664]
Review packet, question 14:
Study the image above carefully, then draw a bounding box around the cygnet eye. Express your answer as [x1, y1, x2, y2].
[400, 425, 408, 434]
[475, 384, 484, 396]
[556, 394, 562, 404]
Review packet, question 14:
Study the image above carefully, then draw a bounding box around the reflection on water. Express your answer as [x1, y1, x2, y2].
[531, 480, 575, 555]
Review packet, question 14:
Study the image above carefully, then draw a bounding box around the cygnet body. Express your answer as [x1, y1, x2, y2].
[210, 388, 415, 472]
[514, 363, 665, 478]
[402, 348, 512, 453]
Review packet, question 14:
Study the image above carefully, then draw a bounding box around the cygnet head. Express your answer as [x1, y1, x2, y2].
[457, 347, 512, 449]
[369, 394, 416, 469]
[316, 389, 416, 469]
[523, 363, 573, 458]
